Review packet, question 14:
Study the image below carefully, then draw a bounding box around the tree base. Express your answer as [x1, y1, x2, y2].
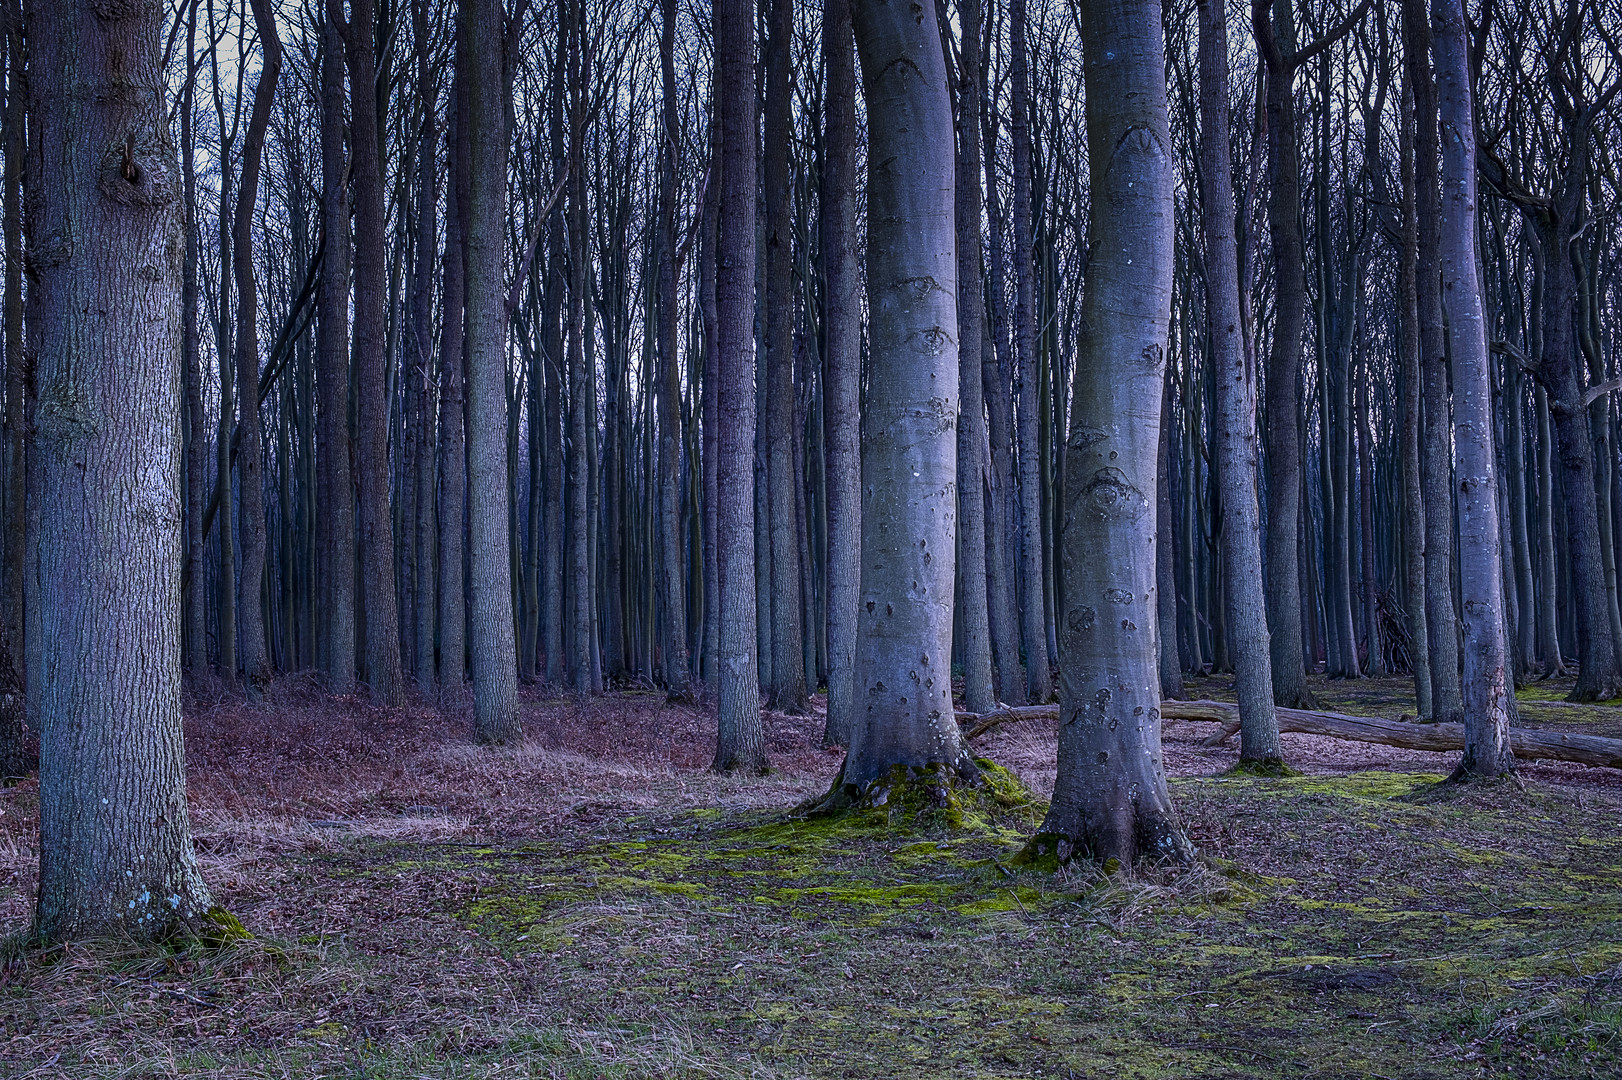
[1567, 671, 1622, 704]
[798, 757, 1033, 830]
[1225, 757, 1301, 779]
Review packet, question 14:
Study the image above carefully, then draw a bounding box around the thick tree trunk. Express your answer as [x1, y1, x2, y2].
[820, 0, 859, 746]
[1252, 0, 1315, 709]
[832, 0, 969, 793]
[951, 0, 995, 716]
[232, 0, 281, 692]
[338, 0, 404, 705]
[29, 0, 213, 939]
[463, 0, 519, 741]
[317, 14, 357, 694]
[1431, 0, 1514, 776]
[1038, 0, 1192, 866]
[763, 0, 805, 714]
[1010, 0, 1052, 704]
[712, 0, 764, 771]
[1199, 0, 1282, 767]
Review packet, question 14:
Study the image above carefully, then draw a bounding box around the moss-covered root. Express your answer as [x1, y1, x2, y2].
[798, 757, 1034, 830]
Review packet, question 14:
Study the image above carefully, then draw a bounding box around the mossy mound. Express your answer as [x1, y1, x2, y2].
[800, 756, 1039, 832]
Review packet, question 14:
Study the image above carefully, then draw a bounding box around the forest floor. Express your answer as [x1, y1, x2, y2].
[1, 672, 1620, 1079]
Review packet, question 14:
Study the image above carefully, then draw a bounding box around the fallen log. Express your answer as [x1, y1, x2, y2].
[955, 699, 1622, 771]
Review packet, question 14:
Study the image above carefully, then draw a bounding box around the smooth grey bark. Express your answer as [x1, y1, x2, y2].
[232, 0, 281, 692]
[1397, 92, 1432, 715]
[1038, 0, 1192, 866]
[1010, 0, 1052, 704]
[834, 0, 971, 792]
[317, 13, 356, 694]
[1403, 0, 1464, 726]
[950, 0, 994, 716]
[656, 0, 689, 697]
[712, 0, 764, 771]
[464, 0, 519, 742]
[438, 55, 470, 690]
[763, 0, 805, 713]
[334, 0, 403, 705]
[1251, 0, 1315, 709]
[1432, 0, 1514, 776]
[1198, 0, 1281, 766]
[821, 0, 860, 746]
[29, 0, 213, 939]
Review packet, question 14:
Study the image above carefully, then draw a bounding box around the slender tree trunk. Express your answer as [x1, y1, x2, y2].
[0, 0, 22, 677]
[1404, 0, 1464, 726]
[1356, 344, 1386, 675]
[1199, 0, 1281, 767]
[832, 0, 969, 793]
[438, 55, 470, 690]
[1397, 90, 1432, 714]
[951, 0, 994, 716]
[1155, 386, 1184, 700]
[335, 0, 404, 704]
[1251, 0, 1315, 709]
[411, 0, 438, 692]
[699, 134, 721, 694]
[762, 0, 805, 713]
[318, 14, 357, 694]
[566, 0, 594, 693]
[1037, 0, 1193, 866]
[233, 0, 281, 692]
[820, 0, 859, 745]
[29, 0, 213, 939]
[655, 0, 689, 698]
[463, 0, 519, 741]
[712, 0, 764, 770]
[1432, 0, 1514, 775]
[1010, 0, 1052, 703]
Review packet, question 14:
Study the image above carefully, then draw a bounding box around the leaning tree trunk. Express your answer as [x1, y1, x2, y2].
[829, 0, 971, 795]
[1198, 0, 1282, 768]
[711, 0, 764, 771]
[1432, 0, 1514, 776]
[1404, 0, 1464, 726]
[1010, 0, 1052, 704]
[463, 0, 519, 742]
[763, 0, 805, 714]
[820, 0, 860, 746]
[338, 0, 404, 705]
[317, 12, 357, 694]
[1035, 0, 1193, 867]
[29, 0, 214, 939]
[952, 0, 995, 716]
[233, 0, 282, 693]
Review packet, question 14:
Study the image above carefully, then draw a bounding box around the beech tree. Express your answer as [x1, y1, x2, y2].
[29, 0, 213, 939]
[1036, 0, 1192, 866]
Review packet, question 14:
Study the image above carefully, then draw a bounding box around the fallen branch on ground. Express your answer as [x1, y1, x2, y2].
[955, 700, 1622, 771]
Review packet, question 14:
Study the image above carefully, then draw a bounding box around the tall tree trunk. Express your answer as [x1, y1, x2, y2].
[411, 0, 438, 692]
[233, 0, 281, 692]
[29, 0, 213, 939]
[336, 0, 403, 705]
[178, 8, 207, 676]
[820, 0, 859, 745]
[0, 0, 22, 678]
[566, 0, 594, 693]
[699, 134, 721, 694]
[463, 0, 519, 741]
[656, 0, 689, 698]
[762, 0, 805, 713]
[1155, 385, 1184, 700]
[951, 0, 994, 716]
[1397, 88, 1432, 714]
[1403, 0, 1465, 725]
[318, 13, 357, 694]
[830, 0, 969, 794]
[438, 53, 470, 690]
[1199, 0, 1282, 767]
[712, 0, 764, 770]
[1251, 0, 1315, 709]
[1432, 0, 1514, 775]
[1037, 0, 1193, 866]
[1010, 0, 1052, 703]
